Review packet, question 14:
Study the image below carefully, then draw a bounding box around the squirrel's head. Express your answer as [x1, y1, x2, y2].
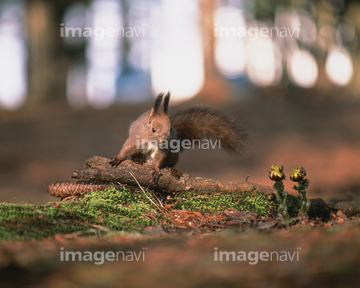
[148, 92, 173, 143]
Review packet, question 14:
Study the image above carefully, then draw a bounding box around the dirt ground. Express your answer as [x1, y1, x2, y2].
[1, 221, 360, 288]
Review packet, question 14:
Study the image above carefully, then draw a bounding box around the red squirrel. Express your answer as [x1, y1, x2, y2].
[109, 92, 248, 182]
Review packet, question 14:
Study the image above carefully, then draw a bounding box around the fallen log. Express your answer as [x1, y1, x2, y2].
[71, 156, 277, 195]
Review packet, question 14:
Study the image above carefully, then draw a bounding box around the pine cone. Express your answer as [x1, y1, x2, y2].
[47, 181, 118, 198]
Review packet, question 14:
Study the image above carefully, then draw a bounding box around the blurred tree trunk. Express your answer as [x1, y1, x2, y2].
[199, 0, 233, 103]
[26, 0, 67, 104]
[120, 0, 131, 73]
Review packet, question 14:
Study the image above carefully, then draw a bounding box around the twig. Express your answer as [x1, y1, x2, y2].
[125, 170, 172, 218]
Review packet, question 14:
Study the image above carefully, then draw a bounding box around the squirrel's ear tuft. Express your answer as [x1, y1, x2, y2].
[149, 92, 164, 123]
[153, 92, 164, 113]
[163, 92, 171, 114]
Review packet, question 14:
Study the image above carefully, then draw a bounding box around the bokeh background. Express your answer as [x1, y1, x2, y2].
[0, 0, 360, 204]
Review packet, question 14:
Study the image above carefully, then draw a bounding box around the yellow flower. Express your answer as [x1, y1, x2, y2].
[290, 167, 306, 182]
[268, 165, 285, 181]
[270, 165, 284, 173]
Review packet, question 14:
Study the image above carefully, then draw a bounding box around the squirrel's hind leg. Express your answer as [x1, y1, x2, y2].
[131, 153, 147, 165]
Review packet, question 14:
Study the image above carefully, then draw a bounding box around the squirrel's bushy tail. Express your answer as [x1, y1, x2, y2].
[170, 106, 248, 155]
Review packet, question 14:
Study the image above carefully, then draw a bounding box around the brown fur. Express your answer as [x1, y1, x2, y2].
[110, 93, 248, 183]
[170, 106, 248, 154]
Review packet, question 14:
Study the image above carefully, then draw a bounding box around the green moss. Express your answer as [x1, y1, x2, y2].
[0, 187, 277, 241]
[56, 187, 159, 230]
[0, 187, 160, 241]
[0, 203, 92, 241]
[172, 190, 275, 216]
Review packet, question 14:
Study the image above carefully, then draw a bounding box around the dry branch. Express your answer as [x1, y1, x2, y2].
[69, 156, 277, 196]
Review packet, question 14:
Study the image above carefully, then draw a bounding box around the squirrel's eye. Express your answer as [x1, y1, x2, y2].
[152, 127, 156, 133]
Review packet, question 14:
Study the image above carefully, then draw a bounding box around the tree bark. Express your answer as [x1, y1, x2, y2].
[74, 156, 277, 195]
[47, 156, 276, 197]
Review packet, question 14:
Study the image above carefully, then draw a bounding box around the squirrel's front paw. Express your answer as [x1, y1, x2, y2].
[109, 156, 123, 167]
